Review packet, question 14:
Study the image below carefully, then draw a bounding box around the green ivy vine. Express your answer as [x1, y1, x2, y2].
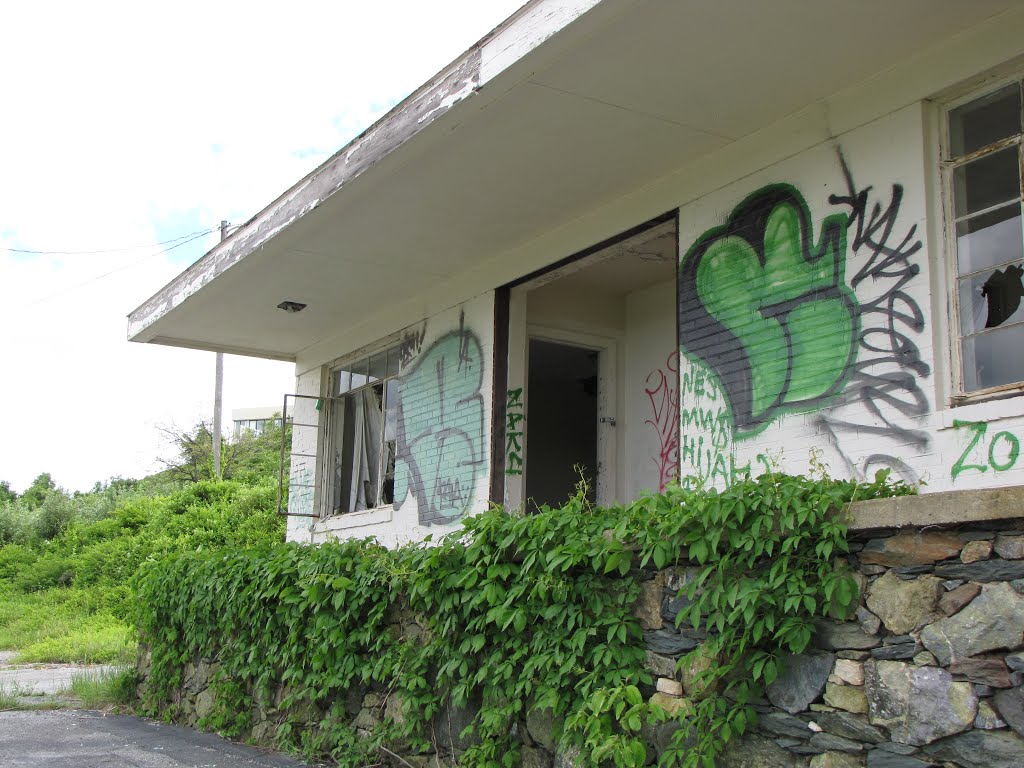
[135, 470, 910, 767]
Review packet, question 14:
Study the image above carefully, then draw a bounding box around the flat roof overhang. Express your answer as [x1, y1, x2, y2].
[128, 0, 1021, 363]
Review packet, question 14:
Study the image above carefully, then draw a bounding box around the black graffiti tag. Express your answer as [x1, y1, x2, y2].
[815, 155, 930, 482]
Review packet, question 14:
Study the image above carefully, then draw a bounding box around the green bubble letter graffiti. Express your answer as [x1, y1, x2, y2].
[678, 185, 859, 436]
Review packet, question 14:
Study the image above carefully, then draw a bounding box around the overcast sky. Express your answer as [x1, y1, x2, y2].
[0, 0, 525, 493]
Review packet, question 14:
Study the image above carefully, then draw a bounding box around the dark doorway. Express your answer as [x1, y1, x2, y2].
[525, 339, 599, 510]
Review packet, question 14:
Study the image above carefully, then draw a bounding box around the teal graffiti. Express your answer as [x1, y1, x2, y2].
[393, 322, 486, 526]
[678, 184, 859, 437]
[951, 419, 1022, 480]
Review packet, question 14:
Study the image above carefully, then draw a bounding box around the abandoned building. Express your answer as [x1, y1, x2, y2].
[130, 0, 1024, 547]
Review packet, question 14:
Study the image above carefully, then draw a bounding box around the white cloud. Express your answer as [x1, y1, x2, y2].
[0, 0, 524, 493]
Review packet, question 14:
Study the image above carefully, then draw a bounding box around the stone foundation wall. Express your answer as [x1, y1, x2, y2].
[136, 517, 1024, 767]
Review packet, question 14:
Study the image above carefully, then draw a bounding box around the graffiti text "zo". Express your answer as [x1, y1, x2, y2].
[951, 420, 1022, 481]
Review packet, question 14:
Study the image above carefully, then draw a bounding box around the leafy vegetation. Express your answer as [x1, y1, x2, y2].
[0, 421, 287, 664]
[138, 470, 910, 767]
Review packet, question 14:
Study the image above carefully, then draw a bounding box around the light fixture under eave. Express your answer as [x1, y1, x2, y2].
[277, 300, 307, 313]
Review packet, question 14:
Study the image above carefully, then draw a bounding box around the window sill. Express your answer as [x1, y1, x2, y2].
[312, 506, 393, 533]
[937, 392, 1024, 430]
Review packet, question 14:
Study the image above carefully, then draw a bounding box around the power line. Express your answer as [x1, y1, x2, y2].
[5, 227, 219, 256]
[8, 226, 228, 311]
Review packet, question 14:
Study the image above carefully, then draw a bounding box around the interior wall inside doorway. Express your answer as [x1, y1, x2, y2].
[506, 219, 678, 511]
[524, 339, 599, 510]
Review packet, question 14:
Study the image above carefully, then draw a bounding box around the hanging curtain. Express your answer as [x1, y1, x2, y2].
[351, 386, 384, 511]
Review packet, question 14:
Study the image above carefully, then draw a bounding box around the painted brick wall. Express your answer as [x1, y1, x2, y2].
[306, 293, 494, 547]
[676, 103, 1024, 494]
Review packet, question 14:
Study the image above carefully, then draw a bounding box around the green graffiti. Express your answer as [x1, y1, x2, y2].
[678, 184, 859, 437]
[394, 325, 486, 526]
[951, 419, 1022, 480]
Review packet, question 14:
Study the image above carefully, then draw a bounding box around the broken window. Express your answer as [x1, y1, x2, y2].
[327, 345, 401, 514]
[947, 81, 1024, 393]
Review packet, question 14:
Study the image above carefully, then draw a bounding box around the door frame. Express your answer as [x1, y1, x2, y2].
[523, 325, 619, 508]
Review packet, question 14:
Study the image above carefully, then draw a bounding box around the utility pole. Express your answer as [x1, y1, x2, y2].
[213, 220, 228, 480]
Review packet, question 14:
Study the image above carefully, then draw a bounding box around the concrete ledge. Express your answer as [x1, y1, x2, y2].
[846, 485, 1024, 530]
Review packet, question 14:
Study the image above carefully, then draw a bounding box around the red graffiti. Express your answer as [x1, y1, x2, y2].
[644, 351, 680, 492]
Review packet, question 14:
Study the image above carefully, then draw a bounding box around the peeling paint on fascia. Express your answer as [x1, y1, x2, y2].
[417, 78, 476, 125]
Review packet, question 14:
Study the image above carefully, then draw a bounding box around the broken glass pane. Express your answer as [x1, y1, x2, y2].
[386, 346, 401, 378]
[959, 261, 1024, 334]
[962, 322, 1024, 391]
[349, 358, 368, 390]
[953, 146, 1021, 218]
[368, 351, 388, 382]
[335, 369, 351, 395]
[957, 203, 1023, 276]
[949, 83, 1021, 158]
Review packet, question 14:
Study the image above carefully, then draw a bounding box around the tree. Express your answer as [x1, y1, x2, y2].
[20, 473, 56, 510]
[157, 419, 285, 484]
[0, 481, 16, 506]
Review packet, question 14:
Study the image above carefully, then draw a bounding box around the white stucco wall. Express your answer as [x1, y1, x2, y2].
[623, 279, 677, 499]
[675, 103, 1024, 493]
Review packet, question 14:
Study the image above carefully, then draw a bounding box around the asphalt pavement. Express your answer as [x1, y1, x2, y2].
[0, 710, 315, 768]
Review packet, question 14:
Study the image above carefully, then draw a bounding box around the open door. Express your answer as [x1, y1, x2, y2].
[524, 339, 600, 509]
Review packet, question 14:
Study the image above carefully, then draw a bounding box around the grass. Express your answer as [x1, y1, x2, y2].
[0, 588, 135, 664]
[64, 666, 137, 710]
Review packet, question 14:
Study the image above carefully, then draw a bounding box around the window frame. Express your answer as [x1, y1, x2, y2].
[321, 341, 403, 520]
[940, 73, 1024, 403]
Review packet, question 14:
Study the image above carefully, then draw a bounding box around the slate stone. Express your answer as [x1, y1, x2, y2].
[871, 644, 920, 661]
[661, 593, 691, 624]
[938, 582, 981, 617]
[948, 658, 1013, 688]
[911, 651, 937, 666]
[194, 688, 216, 720]
[992, 686, 1024, 737]
[942, 580, 964, 591]
[866, 572, 942, 635]
[874, 742, 919, 755]
[892, 566, 935, 577]
[811, 711, 886, 744]
[774, 738, 803, 748]
[838, 650, 871, 661]
[920, 582, 1024, 665]
[994, 534, 1024, 560]
[1006, 652, 1024, 672]
[521, 746, 553, 768]
[975, 699, 1007, 729]
[644, 651, 678, 678]
[866, 751, 936, 768]
[790, 743, 826, 755]
[644, 629, 699, 656]
[635, 577, 664, 630]
[923, 729, 1024, 768]
[883, 636, 916, 646]
[860, 533, 962, 567]
[809, 753, 865, 768]
[718, 733, 802, 768]
[933, 559, 1024, 582]
[809, 733, 863, 753]
[759, 711, 813, 739]
[824, 682, 869, 714]
[864, 660, 977, 746]
[526, 707, 558, 751]
[960, 540, 993, 563]
[816, 622, 882, 651]
[857, 607, 882, 636]
[767, 652, 835, 714]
